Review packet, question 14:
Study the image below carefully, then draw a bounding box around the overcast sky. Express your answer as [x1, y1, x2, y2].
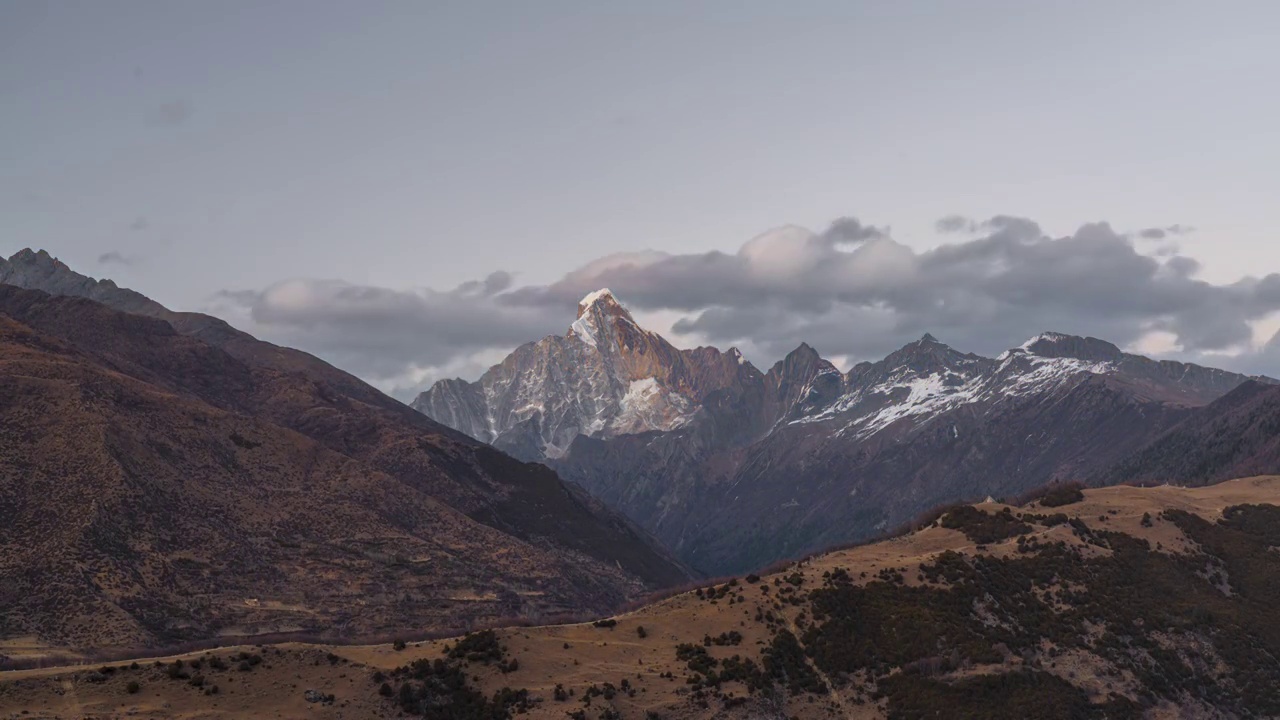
[4, 1, 1280, 397]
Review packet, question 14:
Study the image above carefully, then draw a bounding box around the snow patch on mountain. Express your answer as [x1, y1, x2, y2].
[615, 377, 694, 434]
[999, 354, 1115, 397]
[569, 314, 599, 348]
[580, 288, 614, 307]
[624, 377, 660, 403]
[1021, 332, 1069, 349]
[850, 371, 984, 438]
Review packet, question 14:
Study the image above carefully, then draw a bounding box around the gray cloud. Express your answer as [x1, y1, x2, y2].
[1244, 328, 1280, 375]
[147, 100, 193, 127]
[98, 251, 133, 266]
[933, 214, 1041, 241]
[935, 214, 972, 233]
[212, 275, 566, 386]
[452, 270, 514, 298]
[820, 216, 885, 246]
[209, 214, 1280, 394]
[129, 216, 149, 231]
[1138, 224, 1195, 240]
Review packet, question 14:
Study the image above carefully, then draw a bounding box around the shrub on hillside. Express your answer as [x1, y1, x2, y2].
[1038, 483, 1085, 508]
[941, 506, 1031, 544]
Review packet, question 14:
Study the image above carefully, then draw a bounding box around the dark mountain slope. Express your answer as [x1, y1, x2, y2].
[0, 255, 689, 591]
[1102, 380, 1280, 486]
[0, 311, 653, 648]
[0, 289, 690, 652]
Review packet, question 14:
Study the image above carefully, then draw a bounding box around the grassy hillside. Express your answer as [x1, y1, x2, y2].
[6, 477, 1280, 718]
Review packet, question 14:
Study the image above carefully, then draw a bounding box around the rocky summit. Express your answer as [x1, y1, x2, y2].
[414, 289, 756, 459]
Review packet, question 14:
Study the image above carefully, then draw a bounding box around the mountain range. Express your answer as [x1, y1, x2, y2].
[417, 289, 1273, 574]
[0, 251, 690, 651]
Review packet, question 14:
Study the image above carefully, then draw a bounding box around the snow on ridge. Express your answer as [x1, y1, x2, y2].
[791, 348, 1119, 439]
[845, 371, 984, 438]
[793, 368, 981, 430]
[1020, 332, 1069, 350]
[998, 355, 1114, 397]
[580, 288, 615, 307]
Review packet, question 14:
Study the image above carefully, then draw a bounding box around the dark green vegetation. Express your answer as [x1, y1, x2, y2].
[348, 499, 1280, 717]
[13, 647, 324, 707]
[879, 672, 1139, 720]
[673, 629, 825, 704]
[797, 504, 1280, 718]
[1036, 483, 1086, 508]
[648, 503, 1280, 718]
[390, 631, 531, 719]
[1217, 503, 1280, 545]
[1101, 380, 1280, 487]
[941, 506, 1031, 544]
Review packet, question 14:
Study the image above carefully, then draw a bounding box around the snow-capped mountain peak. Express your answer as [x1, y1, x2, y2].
[417, 287, 717, 458]
[569, 288, 641, 349]
[578, 287, 619, 312]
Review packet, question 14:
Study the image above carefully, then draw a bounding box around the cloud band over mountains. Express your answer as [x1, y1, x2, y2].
[211, 215, 1280, 396]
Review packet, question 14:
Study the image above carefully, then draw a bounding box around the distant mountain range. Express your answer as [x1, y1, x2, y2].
[0, 251, 690, 650]
[417, 289, 1275, 574]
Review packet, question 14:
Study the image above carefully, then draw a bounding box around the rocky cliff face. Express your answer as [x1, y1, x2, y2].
[414, 289, 754, 458]
[416, 290, 1271, 574]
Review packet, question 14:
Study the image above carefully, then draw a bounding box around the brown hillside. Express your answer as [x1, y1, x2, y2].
[6, 478, 1280, 719]
[0, 286, 689, 655]
[0, 282, 689, 593]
